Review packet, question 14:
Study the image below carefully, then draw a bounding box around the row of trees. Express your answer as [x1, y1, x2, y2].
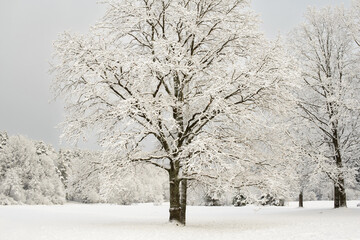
[0, 132, 168, 205]
[51, 0, 360, 225]
[1, 131, 351, 206]
[0, 132, 65, 205]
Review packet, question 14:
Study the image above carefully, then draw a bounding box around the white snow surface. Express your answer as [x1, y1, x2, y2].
[0, 201, 359, 240]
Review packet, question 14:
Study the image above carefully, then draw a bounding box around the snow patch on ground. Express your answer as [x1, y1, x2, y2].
[0, 201, 359, 240]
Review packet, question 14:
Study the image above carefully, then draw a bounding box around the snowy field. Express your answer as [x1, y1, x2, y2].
[0, 201, 359, 240]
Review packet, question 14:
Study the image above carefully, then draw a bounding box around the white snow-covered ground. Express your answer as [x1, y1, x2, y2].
[0, 201, 359, 240]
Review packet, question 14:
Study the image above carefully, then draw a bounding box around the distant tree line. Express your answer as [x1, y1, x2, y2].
[1, 131, 359, 206]
[0, 132, 168, 205]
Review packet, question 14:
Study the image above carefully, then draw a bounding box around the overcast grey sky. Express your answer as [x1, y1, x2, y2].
[0, 0, 350, 149]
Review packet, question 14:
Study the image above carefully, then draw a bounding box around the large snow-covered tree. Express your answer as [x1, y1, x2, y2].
[290, 7, 360, 208]
[52, 0, 297, 224]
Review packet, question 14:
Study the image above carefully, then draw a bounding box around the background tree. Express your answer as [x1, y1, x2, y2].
[290, 6, 360, 208]
[0, 134, 65, 204]
[346, 0, 360, 47]
[100, 162, 168, 205]
[295, 151, 327, 207]
[287, 116, 332, 207]
[64, 149, 104, 203]
[52, 0, 298, 224]
[56, 149, 75, 189]
[0, 132, 8, 150]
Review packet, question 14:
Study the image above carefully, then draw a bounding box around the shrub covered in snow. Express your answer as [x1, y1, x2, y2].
[233, 193, 248, 207]
[259, 194, 285, 206]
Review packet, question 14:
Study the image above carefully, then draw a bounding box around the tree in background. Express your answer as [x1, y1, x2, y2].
[0, 132, 8, 150]
[347, 0, 360, 47]
[290, 7, 360, 208]
[58, 148, 168, 204]
[56, 149, 75, 189]
[347, 0, 360, 191]
[100, 162, 168, 205]
[0, 134, 65, 204]
[52, 0, 298, 224]
[64, 149, 103, 203]
[32, 141, 66, 204]
[295, 151, 326, 207]
[286, 116, 332, 207]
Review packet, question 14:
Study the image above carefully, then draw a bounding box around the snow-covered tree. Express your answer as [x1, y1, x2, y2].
[56, 149, 78, 190]
[347, 0, 360, 47]
[0, 135, 65, 204]
[64, 149, 103, 203]
[60, 149, 167, 204]
[285, 117, 330, 207]
[52, 0, 298, 224]
[101, 162, 168, 205]
[295, 152, 327, 207]
[33, 141, 66, 204]
[290, 7, 360, 208]
[0, 132, 8, 150]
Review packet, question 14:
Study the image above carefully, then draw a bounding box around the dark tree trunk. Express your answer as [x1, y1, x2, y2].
[180, 179, 187, 225]
[299, 191, 303, 208]
[334, 178, 347, 208]
[334, 184, 340, 208]
[331, 126, 347, 208]
[169, 172, 181, 223]
[168, 169, 188, 225]
[338, 176, 347, 207]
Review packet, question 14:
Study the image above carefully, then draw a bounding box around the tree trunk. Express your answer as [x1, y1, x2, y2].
[180, 179, 187, 225]
[334, 178, 347, 208]
[338, 175, 347, 207]
[169, 171, 182, 224]
[299, 191, 303, 208]
[334, 184, 340, 208]
[168, 170, 188, 225]
[331, 126, 347, 208]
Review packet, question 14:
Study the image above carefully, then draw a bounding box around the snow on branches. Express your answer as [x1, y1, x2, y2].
[52, 0, 299, 223]
[289, 6, 360, 207]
